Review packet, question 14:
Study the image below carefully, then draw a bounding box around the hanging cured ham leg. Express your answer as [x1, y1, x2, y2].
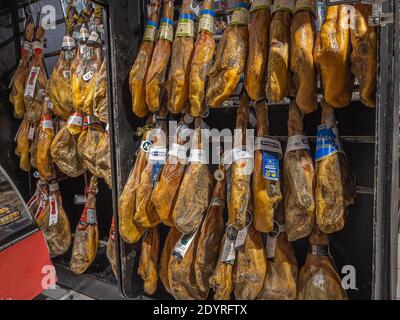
[70, 177, 99, 274]
[167, 0, 195, 114]
[10, 21, 35, 119]
[266, 0, 293, 102]
[297, 226, 347, 300]
[173, 118, 213, 235]
[350, 3, 377, 108]
[314, 5, 353, 108]
[290, 0, 317, 113]
[244, 0, 271, 101]
[315, 100, 356, 233]
[228, 93, 251, 229]
[253, 100, 282, 233]
[206, 0, 250, 107]
[146, 0, 174, 112]
[130, 0, 161, 117]
[138, 226, 160, 295]
[284, 101, 315, 241]
[194, 165, 226, 293]
[258, 205, 297, 300]
[189, 0, 215, 117]
[159, 227, 181, 294]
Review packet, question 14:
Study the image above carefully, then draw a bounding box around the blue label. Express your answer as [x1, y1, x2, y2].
[151, 163, 163, 187]
[315, 125, 339, 161]
[147, 21, 158, 28]
[179, 13, 194, 21]
[262, 151, 279, 181]
[161, 17, 173, 25]
[237, 2, 250, 9]
[200, 9, 215, 17]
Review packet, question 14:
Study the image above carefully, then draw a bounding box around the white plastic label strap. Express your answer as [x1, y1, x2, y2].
[172, 230, 198, 261]
[41, 115, 53, 130]
[24, 66, 40, 98]
[233, 146, 253, 162]
[48, 193, 59, 226]
[86, 208, 97, 224]
[235, 213, 252, 248]
[49, 183, 59, 192]
[62, 35, 76, 49]
[105, 123, 110, 132]
[159, 17, 174, 42]
[68, 113, 84, 126]
[22, 41, 32, 54]
[199, 9, 215, 33]
[168, 143, 188, 161]
[176, 14, 194, 37]
[189, 149, 207, 164]
[266, 222, 285, 259]
[255, 136, 283, 158]
[32, 41, 43, 52]
[286, 135, 310, 153]
[143, 21, 158, 42]
[294, 0, 316, 15]
[221, 225, 238, 263]
[28, 123, 36, 141]
[229, 2, 250, 26]
[272, 0, 295, 14]
[250, 0, 273, 12]
[149, 146, 167, 163]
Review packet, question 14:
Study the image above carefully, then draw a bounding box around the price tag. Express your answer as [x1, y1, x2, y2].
[74, 194, 87, 205]
[48, 193, 59, 226]
[176, 14, 194, 37]
[86, 208, 97, 224]
[28, 123, 36, 141]
[82, 70, 94, 82]
[286, 135, 310, 152]
[221, 225, 237, 263]
[63, 70, 71, 78]
[172, 230, 198, 261]
[266, 234, 278, 259]
[149, 146, 167, 163]
[24, 66, 40, 98]
[233, 146, 253, 162]
[41, 115, 53, 130]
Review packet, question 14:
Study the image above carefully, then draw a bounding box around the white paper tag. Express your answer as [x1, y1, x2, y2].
[255, 136, 283, 158]
[48, 193, 59, 226]
[48, 183, 59, 192]
[24, 66, 40, 98]
[249, 111, 257, 128]
[168, 143, 188, 161]
[63, 70, 71, 78]
[83, 70, 94, 82]
[41, 119, 53, 130]
[74, 194, 87, 205]
[105, 123, 110, 131]
[172, 230, 198, 260]
[68, 113, 83, 126]
[233, 146, 253, 162]
[266, 234, 278, 259]
[86, 208, 97, 224]
[221, 226, 238, 263]
[28, 123, 36, 141]
[286, 135, 310, 153]
[47, 100, 54, 110]
[189, 149, 207, 164]
[149, 146, 167, 163]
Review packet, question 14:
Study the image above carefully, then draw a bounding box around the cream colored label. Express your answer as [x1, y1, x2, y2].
[176, 20, 194, 37]
[250, 0, 272, 12]
[159, 23, 174, 42]
[294, 0, 316, 15]
[229, 7, 249, 26]
[143, 25, 157, 42]
[199, 14, 214, 33]
[272, 0, 295, 14]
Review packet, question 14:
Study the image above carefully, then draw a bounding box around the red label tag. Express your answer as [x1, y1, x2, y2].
[48, 193, 59, 226]
[27, 192, 39, 209]
[34, 198, 47, 220]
